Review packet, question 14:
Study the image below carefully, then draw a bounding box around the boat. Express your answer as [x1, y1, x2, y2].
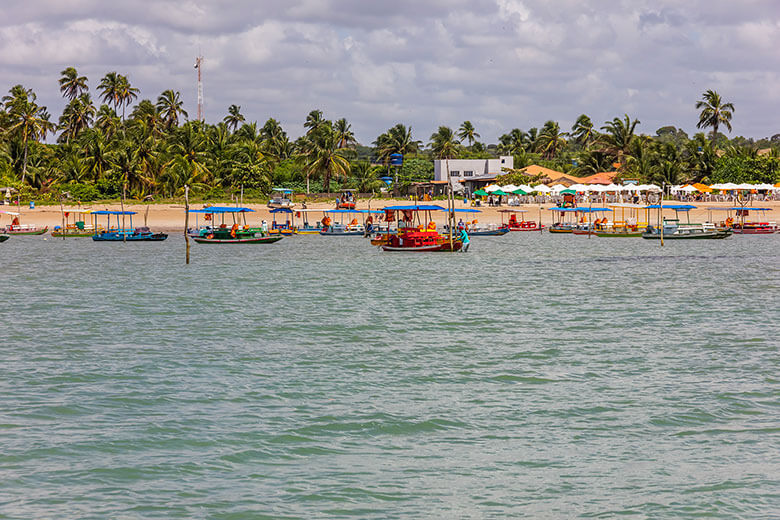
[548, 207, 612, 233]
[0, 234, 9, 242]
[0, 210, 48, 235]
[91, 211, 168, 241]
[189, 206, 282, 244]
[379, 205, 463, 252]
[498, 209, 544, 231]
[642, 220, 733, 240]
[51, 209, 99, 237]
[442, 209, 508, 236]
[336, 189, 357, 210]
[294, 209, 328, 235]
[708, 207, 777, 234]
[319, 210, 381, 236]
[268, 208, 296, 236]
[267, 188, 295, 209]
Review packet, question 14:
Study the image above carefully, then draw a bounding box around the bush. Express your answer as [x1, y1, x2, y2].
[64, 183, 101, 202]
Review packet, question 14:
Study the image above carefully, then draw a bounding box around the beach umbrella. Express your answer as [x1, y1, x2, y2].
[473, 189, 489, 196]
[491, 189, 510, 196]
[569, 183, 589, 191]
[516, 184, 534, 193]
[679, 185, 698, 192]
[485, 184, 501, 193]
[502, 184, 519, 192]
[602, 183, 621, 191]
[511, 188, 529, 195]
[550, 184, 568, 193]
[735, 183, 755, 190]
[560, 189, 577, 195]
[532, 184, 552, 193]
[720, 182, 739, 190]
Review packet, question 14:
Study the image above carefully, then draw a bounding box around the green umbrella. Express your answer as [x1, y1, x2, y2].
[560, 189, 577, 195]
[473, 189, 489, 196]
[491, 189, 509, 196]
[512, 188, 528, 195]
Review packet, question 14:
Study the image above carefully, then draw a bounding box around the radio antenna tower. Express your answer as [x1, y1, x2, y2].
[194, 53, 204, 122]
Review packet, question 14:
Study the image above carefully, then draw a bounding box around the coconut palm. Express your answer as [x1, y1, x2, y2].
[156, 90, 188, 130]
[116, 75, 139, 121]
[334, 118, 356, 149]
[95, 104, 120, 140]
[570, 114, 595, 147]
[457, 121, 480, 149]
[58, 93, 96, 143]
[98, 72, 138, 121]
[303, 109, 324, 135]
[223, 104, 245, 132]
[260, 118, 291, 161]
[696, 89, 734, 138]
[58, 67, 88, 101]
[350, 160, 381, 192]
[299, 125, 351, 193]
[429, 126, 460, 159]
[374, 124, 421, 164]
[3, 86, 55, 184]
[535, 120, 567, 159]
[498, 128, 529, 155]
[164, 123, 211, 195]
[599, 114, 640, 159]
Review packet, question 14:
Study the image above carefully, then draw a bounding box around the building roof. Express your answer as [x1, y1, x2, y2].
[578, 171, 618, 185]
[519, 164, 565, 178]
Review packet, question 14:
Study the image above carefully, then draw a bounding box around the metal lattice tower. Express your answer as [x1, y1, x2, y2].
[194, 54, 204, 122]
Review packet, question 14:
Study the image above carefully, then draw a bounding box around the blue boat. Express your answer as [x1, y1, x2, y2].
[91, 211, 168, 241]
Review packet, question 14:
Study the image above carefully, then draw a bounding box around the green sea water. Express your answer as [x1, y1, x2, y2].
[1, 233, 778, 518]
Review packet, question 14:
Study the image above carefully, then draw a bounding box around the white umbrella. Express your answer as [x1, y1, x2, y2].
[587, 184, 606, 193]
[643, 184, 662, 192]
[679, 185, 698, 192]
[735, 183, 755, 190]
[532, 184, 552, 193]
[603, 183, 622, 191]
[484, 184, 501, 193]
[502, 184, 519, 192]
[516, 184, 534, 193]
[754, 183, 774, 190]
[569, 183, 589, 191]
[720, 182, 739, 190]
[551, 184, 568, 193]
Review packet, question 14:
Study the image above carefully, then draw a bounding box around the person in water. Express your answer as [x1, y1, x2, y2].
[458, 227, 470, 252]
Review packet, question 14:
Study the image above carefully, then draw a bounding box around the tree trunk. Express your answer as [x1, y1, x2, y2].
[21, 136, 29, 185]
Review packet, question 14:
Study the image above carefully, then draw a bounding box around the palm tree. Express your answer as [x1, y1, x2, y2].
[535, 120, 567, 159]
[58, 67, 88, 101]
[156, 90, 188, 130]
[304, 109, 325, 135]
[373, 124, 421, 164]
[299, 125, 351, 193]
[599, 114, 640, 160]
[223, 104, 245, 132]
[130, 99, 163, 138]
[58, 93, 96, 143]
[95, 104, 120, 140]
[696, 89, 734, 138]
[457, 121, 480, 149]
[498, 128, 529, 155]
[334, 118, 356, 149]
[429, 126, 460, 159]
[350, 160, 381, 192]
[3, 86, 55, 184]
[260, 118, 291, 161]
[164, 123, 211, 195]
[97, 72, 138, 121]
[116, 75, 139, 121]
[570, 114, 595, 148]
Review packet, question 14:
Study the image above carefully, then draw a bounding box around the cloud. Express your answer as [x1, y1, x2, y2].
[0, 0, 778, 144]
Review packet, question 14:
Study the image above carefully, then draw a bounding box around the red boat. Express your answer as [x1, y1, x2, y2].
[711, 207, 778, 234]
[379, 205, 464, 252]
[381, 230, 462, 252]
[498, 209, 544, 231]
[336, 189, 357, 210]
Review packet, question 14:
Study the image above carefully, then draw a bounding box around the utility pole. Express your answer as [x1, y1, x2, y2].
[194, 54, 204, 122]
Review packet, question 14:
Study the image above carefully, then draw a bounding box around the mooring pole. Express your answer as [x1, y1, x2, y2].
[185, 185, 191, 265]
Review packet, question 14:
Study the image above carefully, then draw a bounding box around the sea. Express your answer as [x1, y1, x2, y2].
[1, 233, 778, 519]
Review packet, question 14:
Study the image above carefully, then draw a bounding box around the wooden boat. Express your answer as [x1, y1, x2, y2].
[0, 234, 9, 242]
[267, 188, 295, 209]
[319, 210, 381, 236]
[188, 206, 281, 243]
[548, 207, 612, 234]
[51, 209, 98, 237]
[593, 203, 650, 237]
[268, 208, 296, 236]
[91, 211, 168, 241]
[0, 210, 48, 235]
[709, 207, 777, 234]
[446, 208, 508, 236]
[379, 205, 464, 252]
[642, 220, 732, 240]
[498, 209, 544, 231]
[192, 229, 282, 244]
[336, 189, 357, 210]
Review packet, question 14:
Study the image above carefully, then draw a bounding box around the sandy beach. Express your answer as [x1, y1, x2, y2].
[4, 199, 780, 232]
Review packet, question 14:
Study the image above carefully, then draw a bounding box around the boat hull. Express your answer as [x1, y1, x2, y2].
[192, 236, 283, 244]
[594, 231, 645, 238]
[3, 226, 48, 235]
[93, 232, 168, 241]
[642, 230, 732, 240]
[381, 243, 462, 252]
[51, 230, 95, 238]
[467, 229, 509, 236]
[0, 234, 9, 242]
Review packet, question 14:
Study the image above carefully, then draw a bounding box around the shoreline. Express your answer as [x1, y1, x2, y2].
[4, 199, 780, 232]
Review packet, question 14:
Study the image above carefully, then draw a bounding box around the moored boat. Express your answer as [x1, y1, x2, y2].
[189, 206, 282, 244]
[51, 208, 99, 237]
[642, 221, 732, 240]
[498, 209, 544, 231]
[379, 205, 464, 252]
[267, 188, 295, 209]
[0, 234, 9, 242]
[91, 211, 168, 241]
[0, 210, 48, 235]
[708, 207, 777, 234]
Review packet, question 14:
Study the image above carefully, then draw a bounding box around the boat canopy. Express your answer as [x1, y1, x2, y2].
[269, 207, 294, 214]
[608, 203, 646, 209]
[709, 207, 772, 212]
[644, 204, 696, 210]
[497, 209, 528, 213]
[452, 209, 481, 213]
[548, 207, 613, 213]
[271, 188, 293, 194]
[382, 205, 446, 211]
[189, 206, 255, 213]
[325, 209, 383, 214]
[92, 210, 137, 215]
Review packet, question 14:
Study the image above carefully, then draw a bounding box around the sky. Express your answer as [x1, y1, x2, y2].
[2, 0, 779, 145]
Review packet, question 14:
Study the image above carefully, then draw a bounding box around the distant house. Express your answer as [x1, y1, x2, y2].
[517, 165, 618, 186]
[434, 156, 513, 192]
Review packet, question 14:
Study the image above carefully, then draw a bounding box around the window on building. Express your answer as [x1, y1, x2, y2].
[501, 158, 505, 164]
[450, 171, 460, 177]
[464, 171, 474, 177]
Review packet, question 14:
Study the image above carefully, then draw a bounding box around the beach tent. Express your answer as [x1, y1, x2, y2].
[473, 189, 489, 196]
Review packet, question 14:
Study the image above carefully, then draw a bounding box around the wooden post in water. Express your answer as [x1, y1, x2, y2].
[121, 183, 127, 243]
[144, 203, 149, 227]
[659, 184, 664, 247]
[59, 195, 65, 240]
[184, 185, 191, 265]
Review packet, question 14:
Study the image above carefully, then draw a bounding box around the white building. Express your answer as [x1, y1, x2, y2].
[433, 156, 513, 184]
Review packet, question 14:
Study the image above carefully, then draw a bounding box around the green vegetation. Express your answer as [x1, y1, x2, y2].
[0, 75, 777, 204]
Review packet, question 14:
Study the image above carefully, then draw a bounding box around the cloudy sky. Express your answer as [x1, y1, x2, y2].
[2, 0, 779, 145]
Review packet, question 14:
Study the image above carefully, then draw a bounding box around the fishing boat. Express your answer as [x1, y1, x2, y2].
[189, 206, 282, 244]
[548, 207, 612, 233]
[0, 210, 48, 235]
[91, 211, 168, 241]
[336, 189, 357, 210]
[442, 209, 508, 236]
[320, 210, 380, 236]
[590, 203, 650, 237]
[294, 209, 327, 235]
[267, 188, 295, 209]
[51, 209, 98, 237]
[0, 234, 9, 242]
[379, 205, 463, 252]
[708, 207, 777, 234]
[642, 220, 732, 240]
[268, 208, 296, 236]
[498, 209, 544, 231]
